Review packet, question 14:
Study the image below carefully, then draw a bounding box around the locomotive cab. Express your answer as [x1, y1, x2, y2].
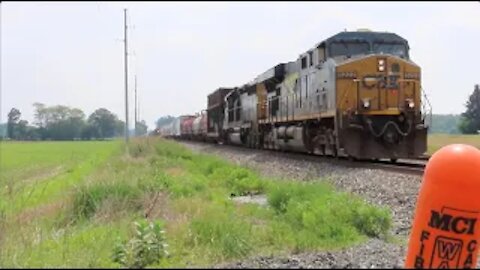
[331, 31, 429, 160]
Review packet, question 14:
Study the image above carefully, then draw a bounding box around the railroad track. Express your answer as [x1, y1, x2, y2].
[174, 139, 427, 177]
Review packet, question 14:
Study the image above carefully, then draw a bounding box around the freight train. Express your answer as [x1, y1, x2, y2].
[156, 29, 431, 161]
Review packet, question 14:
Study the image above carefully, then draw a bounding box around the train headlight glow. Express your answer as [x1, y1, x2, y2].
[378, 58, 386, 72]
[362, 98, 370, 109]
[406, 99, 415, 109]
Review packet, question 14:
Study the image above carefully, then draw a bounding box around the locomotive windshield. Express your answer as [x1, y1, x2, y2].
[372, 42, 408, 58]
[328, 40, 409, 59]
[329, 41, 370, 57]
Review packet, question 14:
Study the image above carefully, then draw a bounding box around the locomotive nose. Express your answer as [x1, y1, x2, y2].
[383, 125, 399, 144]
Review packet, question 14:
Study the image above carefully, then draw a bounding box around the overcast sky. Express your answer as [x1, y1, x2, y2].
[2, 1, 480, 129]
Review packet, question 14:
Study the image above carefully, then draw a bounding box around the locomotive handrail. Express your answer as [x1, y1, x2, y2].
[367, 119, 413, 138]
[420, 87, 433, 128]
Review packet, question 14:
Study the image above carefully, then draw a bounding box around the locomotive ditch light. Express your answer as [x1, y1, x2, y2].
[362, 98, 370, 109]
[406, 99, 415, 109]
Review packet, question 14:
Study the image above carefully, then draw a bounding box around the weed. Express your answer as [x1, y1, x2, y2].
[71, 182, 142, 221]
[265, 180, 391, 250]
[112, 219, 169, 269]
[0, 138, 393, 267]
[190, 206, 253, 260]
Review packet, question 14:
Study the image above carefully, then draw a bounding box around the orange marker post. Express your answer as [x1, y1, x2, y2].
[405, 144, 480, 269]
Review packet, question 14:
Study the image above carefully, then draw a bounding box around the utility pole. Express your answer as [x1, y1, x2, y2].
[134, 75, 137, 136]
[124, 8, 129, 143]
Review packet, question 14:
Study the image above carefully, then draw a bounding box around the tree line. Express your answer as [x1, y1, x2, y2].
[4, 84, 479, 140]
[4, 103, 148, 141]
[458, 84, 480, 134]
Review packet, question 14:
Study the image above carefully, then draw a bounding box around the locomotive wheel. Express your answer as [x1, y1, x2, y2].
[248, 134, 253, 148]
[332, 145, 338, 158]
[320, 144, 326, 156]
[348, 155, 357, 161]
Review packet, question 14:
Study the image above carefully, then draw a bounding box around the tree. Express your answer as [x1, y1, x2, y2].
[0, 123, 7, 139]
[15, 120, 29, 140]
[7, 108, 21, 139]
[115, 120, 125, 137]
[136, 120, 148, 136]
[430, 114, 461, 134]
[33, 102, 48, 127]
[459, 84, 480, 134]
[80, 123, 96, 140]
[87, 108, 119, 139]
[156, 116, 175, 129]
[42, 105, 86, 140]
[31, 103, 87, 140]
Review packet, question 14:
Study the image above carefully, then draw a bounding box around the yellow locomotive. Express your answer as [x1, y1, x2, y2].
[216, 29, 430, 161]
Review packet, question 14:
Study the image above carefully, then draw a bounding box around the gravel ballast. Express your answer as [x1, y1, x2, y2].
[177, 140, 479, 268]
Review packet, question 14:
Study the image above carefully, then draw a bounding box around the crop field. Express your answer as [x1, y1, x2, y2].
[0, 138, 391, 268]
[427, 134, 480, 155]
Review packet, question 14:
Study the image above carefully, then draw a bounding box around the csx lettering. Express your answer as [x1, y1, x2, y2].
[428, 210, 477, 235]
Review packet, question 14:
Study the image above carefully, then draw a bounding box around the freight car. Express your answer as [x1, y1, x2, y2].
[180, 115, 196, 140]
[192, 111, 207, 141]
[159, 29, 430, 161]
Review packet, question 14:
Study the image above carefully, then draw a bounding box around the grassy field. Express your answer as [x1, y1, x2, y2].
[0, 138, 391, 268]
[427, 134, 480, 155]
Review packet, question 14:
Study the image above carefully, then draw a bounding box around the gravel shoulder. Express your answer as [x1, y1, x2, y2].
[178, 140, 478, 268]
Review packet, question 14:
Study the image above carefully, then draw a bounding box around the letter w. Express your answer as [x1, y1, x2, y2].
[437, 240, 461, 260]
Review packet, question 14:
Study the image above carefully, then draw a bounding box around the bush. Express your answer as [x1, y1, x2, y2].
[128, 138, 153, 158]
[350, 203, 391, 238]
[266, 180, 391, 250]
[71, 182, 142, 221]
[223, 168, 266, 196]
[154, 140, 192, 160]
[190, 207, 253, 260]
[112, 219, 169, 268]
[137, 172, 170, 193]
[267, 181, 332, 214]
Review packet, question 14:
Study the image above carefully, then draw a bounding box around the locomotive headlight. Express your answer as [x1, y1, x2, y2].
[378, 59, 386, 72]
[406, 99, 415, 108]
[362, 98, 370, 109]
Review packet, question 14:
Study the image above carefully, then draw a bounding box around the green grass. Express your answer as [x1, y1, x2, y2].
[0, 141, 120, 214]
[428, 134, 480, 155]
[0, 138, 392, 268]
